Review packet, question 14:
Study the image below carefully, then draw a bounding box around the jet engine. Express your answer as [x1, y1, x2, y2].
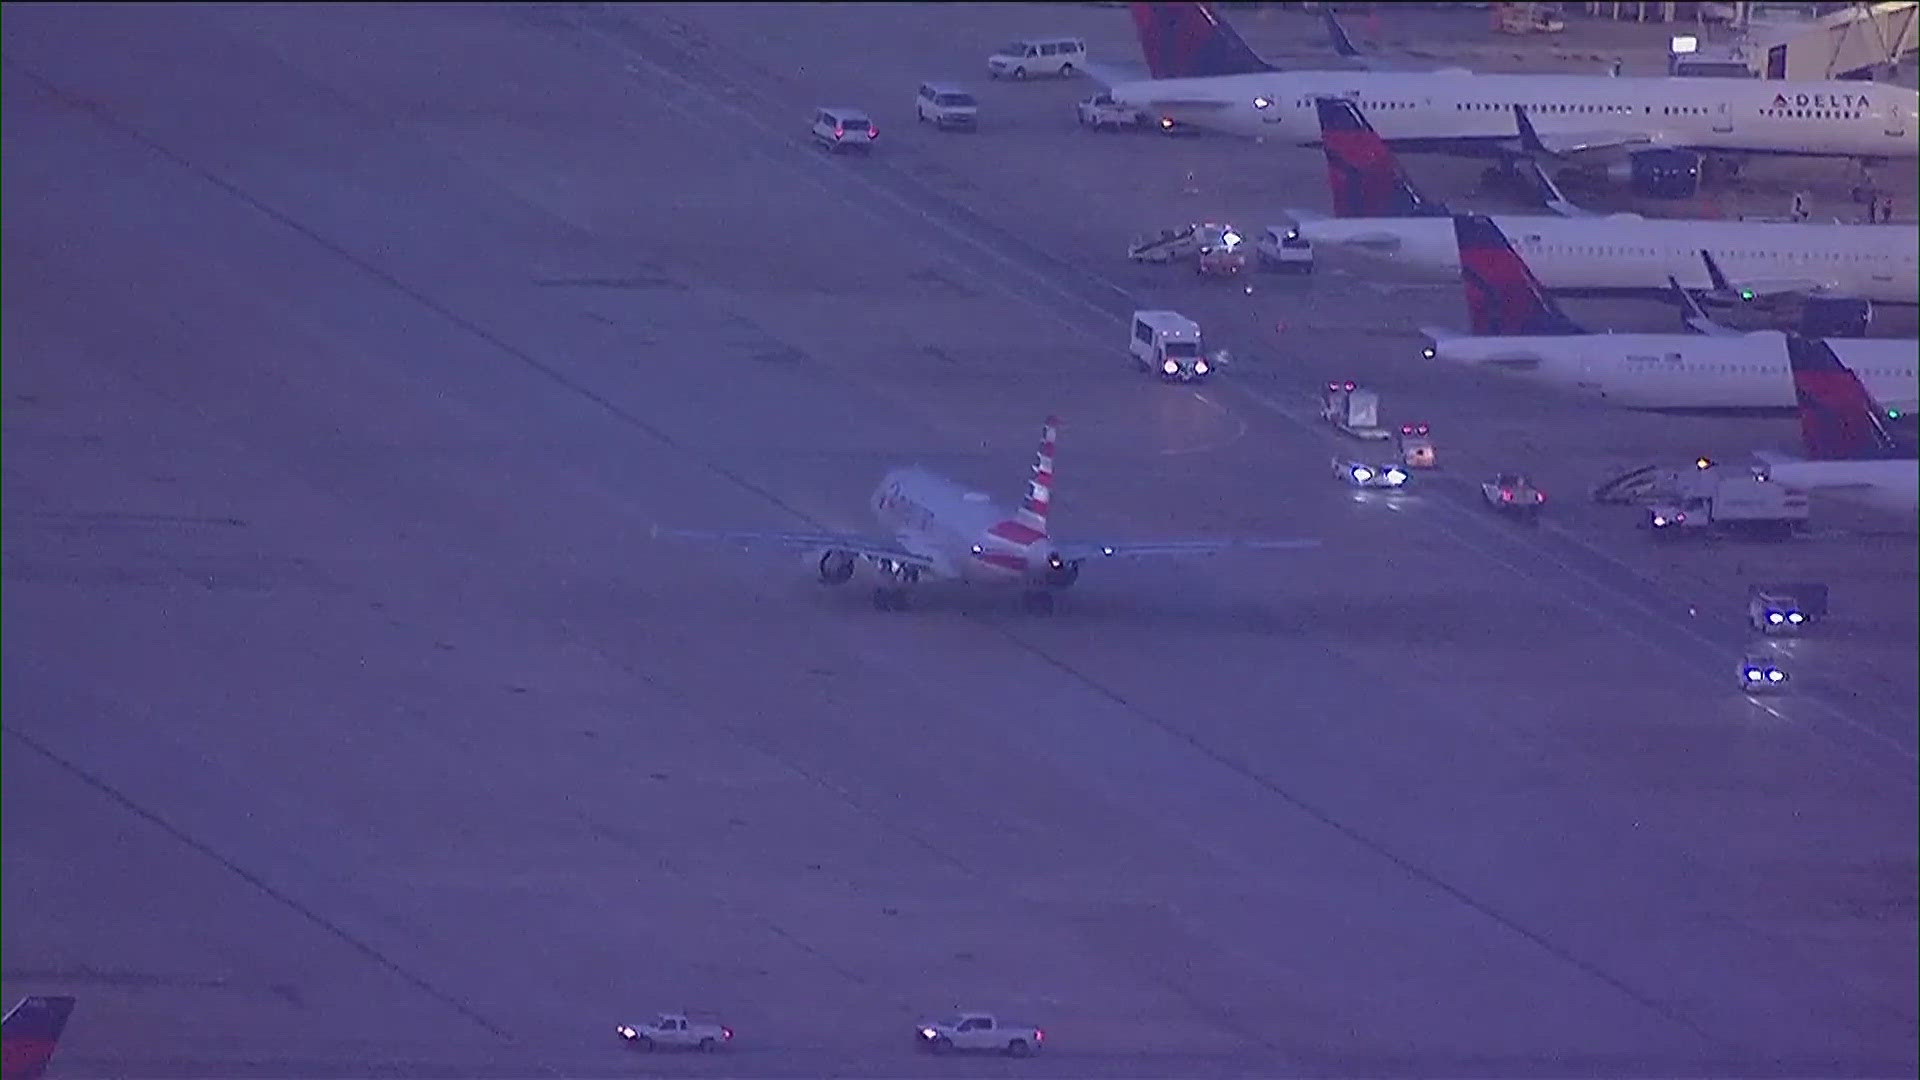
[813, 549, 856, 585]
[1605, 149, 1702, 199]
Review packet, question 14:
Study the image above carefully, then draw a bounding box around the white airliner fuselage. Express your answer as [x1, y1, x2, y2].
[869, 466, 1054, 584]
[1298, 215, 1920, 303]
[1110, 70, 1918, 160]
[1765, 459, 1919, 514]
[1423, 330, 1920, 412]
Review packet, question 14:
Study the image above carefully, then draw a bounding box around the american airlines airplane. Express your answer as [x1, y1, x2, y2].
[1420, 216, 1920, 414]
[1761, 336, 1918, 514]
[1294, 97, 1920, 307]
[1106, 4, 1918, 190]
[654, 417, 1319, 613]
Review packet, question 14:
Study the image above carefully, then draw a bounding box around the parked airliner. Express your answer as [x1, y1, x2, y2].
[1293, 97, 1919, 306]
[653, 417, 1319, 613]
[1107, 4, 1917, 185]
[1420, 216, 1919, 414]
[1760, 336, 1918, 514]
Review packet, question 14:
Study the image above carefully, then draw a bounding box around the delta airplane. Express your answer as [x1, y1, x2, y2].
[1419, 215, 1919, 414]
[2, 996, 75, 1080]
[1760, 337, 1918, 515]
[1105, 4, 1917, 182]
[1292, 96, 1920, 307]
[653, 416, 1319, 613]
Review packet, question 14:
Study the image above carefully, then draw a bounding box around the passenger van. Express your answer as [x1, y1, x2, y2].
[1130, 310, 1213, 383]
[987, 37, 1087, 80]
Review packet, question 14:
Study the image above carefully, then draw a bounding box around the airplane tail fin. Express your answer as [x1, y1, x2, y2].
[1314, 97, 1446, 219]
[1129, 3, 1279, 79]
[2, 996, 76, 1080]
[1452, 214, 1584, 337]
[1785, 335, 1902, 460]
[1001, 415, 1059, 541]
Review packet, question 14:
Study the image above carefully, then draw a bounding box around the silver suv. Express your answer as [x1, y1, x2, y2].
[915, 83, 978, 130]
[811, 107, 878, 153]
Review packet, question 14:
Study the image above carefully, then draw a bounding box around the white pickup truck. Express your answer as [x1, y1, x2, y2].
[1076, 92, 1145, 131]
[615, 1012, 733, 1052]
[913, 1012, 1044, 1056]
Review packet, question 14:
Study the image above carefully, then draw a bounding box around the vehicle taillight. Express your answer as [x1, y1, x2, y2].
[723, 1027, 734, 1040]
[1501, 491, 1513, 502]
[1036, 1029, 1045, 1042]
[867, 126, 878, 139]
[834, 127, 844, 138]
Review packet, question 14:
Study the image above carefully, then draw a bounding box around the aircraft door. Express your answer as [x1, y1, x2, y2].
[1887, 96, 1909, 138]
[1712, 101, 1733, 134]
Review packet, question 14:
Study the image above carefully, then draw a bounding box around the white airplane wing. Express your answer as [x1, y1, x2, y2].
[1533, 130, 1654, 158]
[1696, 249, 1836, 304]
[652, 526, 938, 570]
[1052, 538, 1319, 561]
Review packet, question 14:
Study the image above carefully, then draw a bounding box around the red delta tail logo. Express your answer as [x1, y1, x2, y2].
[1452, 215, 1582, 336]
[1130, 3, 1275, 79]
[988, 415, 1058, 550]
[1314, 97, 1444, 219]
[2, 996, 76, 1080]
[1785, 335, 1902, 460]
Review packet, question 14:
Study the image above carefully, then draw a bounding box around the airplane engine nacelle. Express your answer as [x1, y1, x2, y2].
[811, 548, 857, 585]
[1605, 149, 1701, 199]
[1045, 559, 1081, 590]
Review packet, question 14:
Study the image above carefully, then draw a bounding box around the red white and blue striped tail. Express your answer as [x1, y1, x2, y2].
[991, 415, 1059, 547]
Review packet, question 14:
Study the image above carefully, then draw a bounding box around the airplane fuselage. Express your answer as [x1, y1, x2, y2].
[1766, 459, 1919, 514]
[1425, 330, 1920, 412]
[871, 467, 1052, 584]
[1298, 216, 1920, 304]
[1112, 70, 1918, 159]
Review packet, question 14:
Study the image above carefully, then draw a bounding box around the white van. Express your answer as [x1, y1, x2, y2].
[987, 37, 1087, 80]
[915, 83, 979, 129]
[1130, 310, 1214, 382]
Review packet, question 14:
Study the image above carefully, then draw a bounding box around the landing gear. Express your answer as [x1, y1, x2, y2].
[1020, 590, 1056, 616]
[872, 586, 910, 611]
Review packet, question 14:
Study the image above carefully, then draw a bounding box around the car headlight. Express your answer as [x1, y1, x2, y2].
[1421, 346, 1437, 360]
[1743, 668, 1762, 681]
[1652, 515, 1669, 527]
[1384, 467, 1408, 485]
[1195, 360, 1209, 374]
[920, 1028, 938, 1039]
[1768, 612, 1784, 624]
[1162, 359, 1179, 374]
[618, 1025, 636, 1038]
[1787, 612, 1804, 624]
[1350, 466, 1373, 482]
[1767, 669, 1786, 682]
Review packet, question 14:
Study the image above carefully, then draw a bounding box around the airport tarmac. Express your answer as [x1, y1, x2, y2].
[3, 4, 1915, 1078]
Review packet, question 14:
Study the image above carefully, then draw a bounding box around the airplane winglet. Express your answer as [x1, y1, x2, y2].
[1698, 248, 1739, 297]
[1512, 104, 1551, 158]
[1667, 275, 1738, 336]
[1324, 8, 1364, 62]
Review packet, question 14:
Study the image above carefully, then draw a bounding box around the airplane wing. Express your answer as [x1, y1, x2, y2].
[651, 526, 938, 570]
[1667, 276, 1743, 336]
[1697, 249, 1835, 304]
[1052, 538, 1319, 561]
[1511, 105, 1651, 161]
[1325, 9, 1472, 73]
